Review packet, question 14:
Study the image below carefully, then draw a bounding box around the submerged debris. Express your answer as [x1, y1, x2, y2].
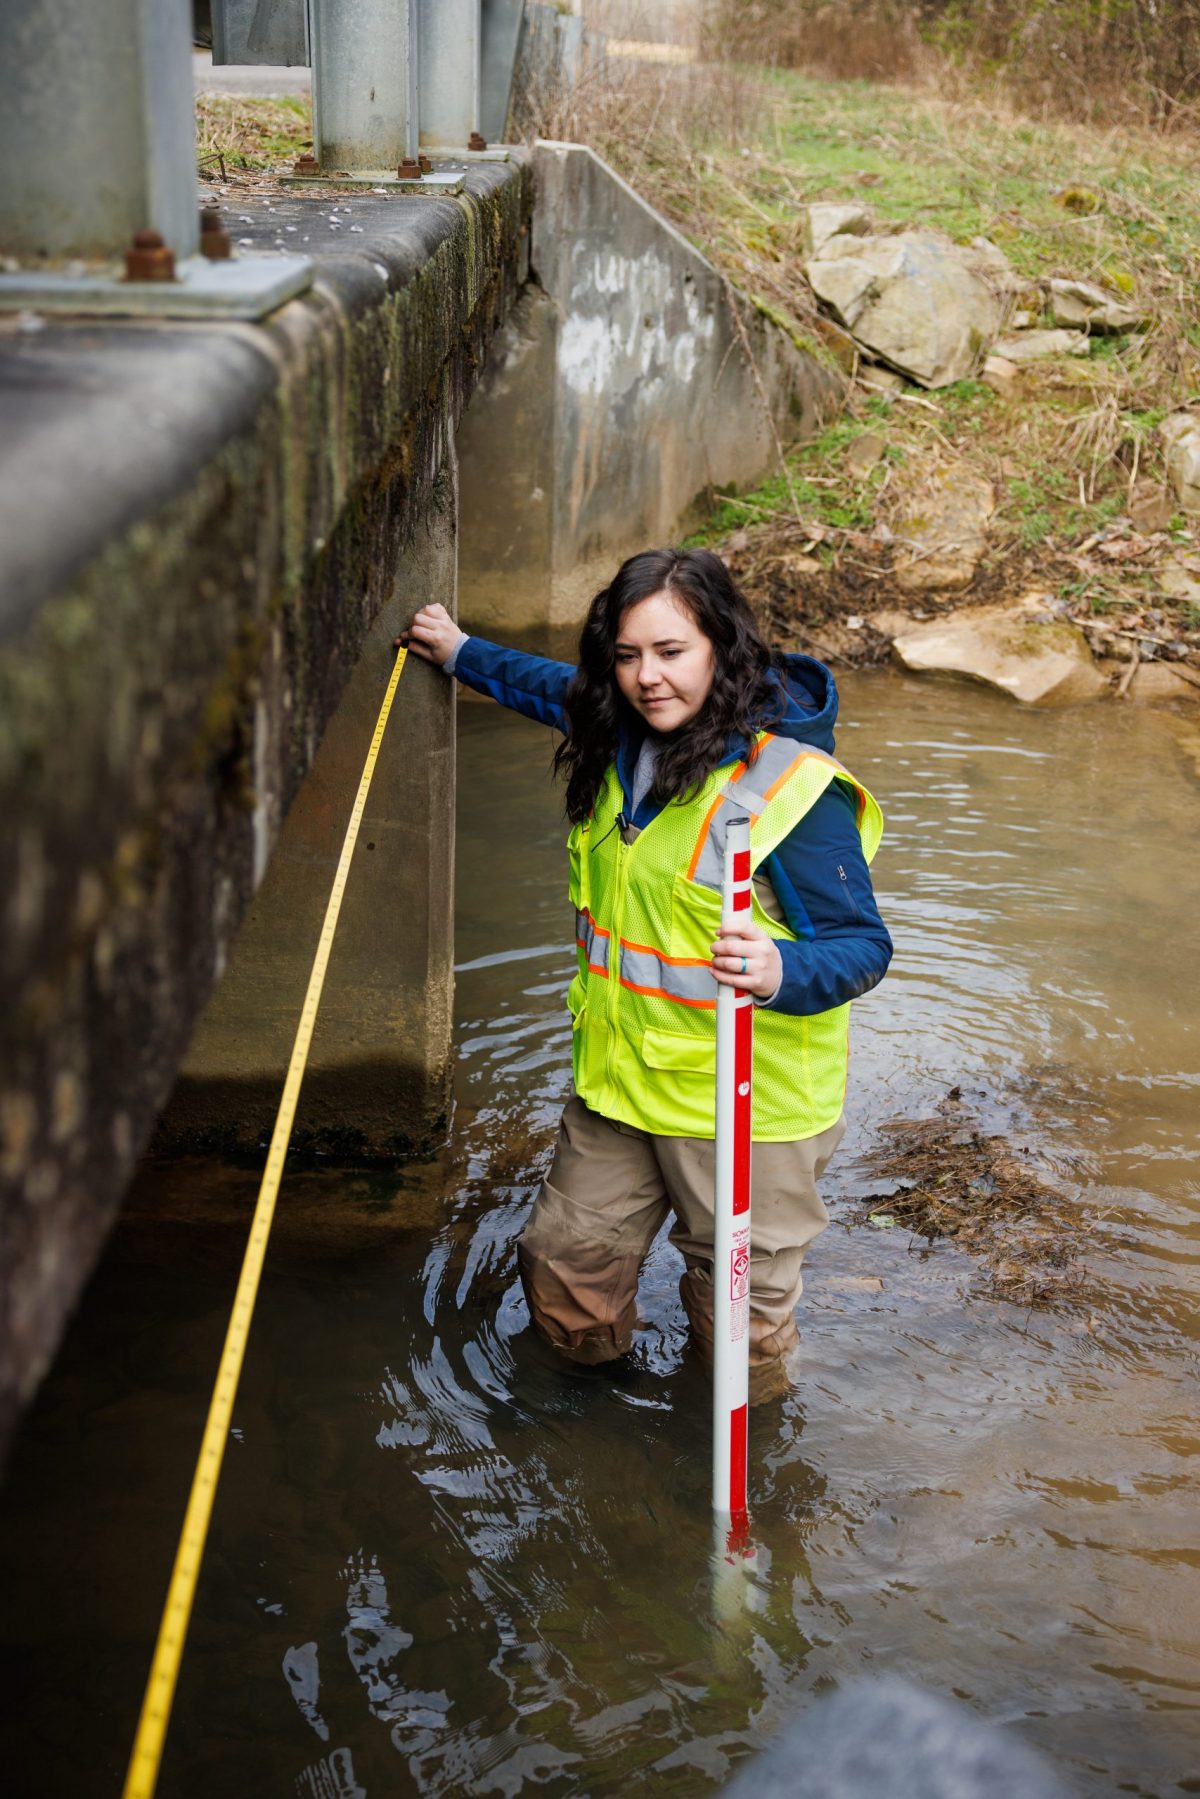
[857, 1087, 1095, 1308]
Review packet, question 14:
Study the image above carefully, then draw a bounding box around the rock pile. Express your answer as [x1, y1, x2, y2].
[797, 204, 1148, 388]
[804, 227, 1004, 387]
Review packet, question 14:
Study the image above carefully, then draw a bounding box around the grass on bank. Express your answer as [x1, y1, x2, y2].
[195, 93, 310, 181]
[559, 63, 1200, 657]
[199, 69, 1200, 657]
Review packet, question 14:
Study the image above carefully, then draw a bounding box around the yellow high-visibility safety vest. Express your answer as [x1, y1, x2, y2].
[566, 732, 884, 1141]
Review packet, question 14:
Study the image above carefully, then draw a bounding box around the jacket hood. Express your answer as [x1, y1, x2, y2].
[764, 653, 839, 756]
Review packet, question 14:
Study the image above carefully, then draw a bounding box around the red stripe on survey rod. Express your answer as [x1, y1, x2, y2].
[713, 815, 753, 1520]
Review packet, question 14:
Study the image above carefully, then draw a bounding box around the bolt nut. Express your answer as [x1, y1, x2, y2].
[199, 208, 232, 260]
[397, 157, 423, 180]
[293, 151, 319, 176]
[468, 132, 487, 152]
[418, 153, 433, 174]
[124, 229, 176, 283]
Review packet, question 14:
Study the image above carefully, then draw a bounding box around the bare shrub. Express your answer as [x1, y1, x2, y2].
[510, 43, 823, 350]
[709, 0, 1200, 127]
[709, 0, 932, 83]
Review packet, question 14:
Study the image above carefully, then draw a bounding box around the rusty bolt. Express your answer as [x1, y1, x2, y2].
[397, 157, 423, 180]
[418, 153, 433, 174]
[124, 229, 176, 283]
[293, 151, 319, 176]
[468, 132, 487, 151]
[199, 208, 232, 260]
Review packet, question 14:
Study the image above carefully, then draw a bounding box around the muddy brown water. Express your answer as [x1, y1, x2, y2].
[1, 671, 1198, 1797]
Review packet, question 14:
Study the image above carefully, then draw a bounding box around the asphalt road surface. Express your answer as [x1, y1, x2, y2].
[193, 49, 309, 98]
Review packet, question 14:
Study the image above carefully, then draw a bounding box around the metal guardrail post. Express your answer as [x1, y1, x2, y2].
[0, 0, 313, 316]
[556, 11, 585, 85]
[418, 0, 482, 147]
[480, 0, 525, 143]
[211, 0, 308, 67]
[0, 0, 198, 260]
[310, 0, 419, 170]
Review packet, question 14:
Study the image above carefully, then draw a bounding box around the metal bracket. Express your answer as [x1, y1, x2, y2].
[417, 146, 511, 162]
[280, 172, 466, 196]
[0, 254, 314, 321]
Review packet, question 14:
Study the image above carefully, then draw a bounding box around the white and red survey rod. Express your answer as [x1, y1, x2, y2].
[713, 815, 753, 1529]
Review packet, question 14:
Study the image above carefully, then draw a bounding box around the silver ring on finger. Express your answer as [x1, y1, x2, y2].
[740, 956, 747, 974]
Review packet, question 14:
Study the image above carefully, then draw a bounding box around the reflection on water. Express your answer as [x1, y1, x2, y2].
[1, 672, 1198, 1797]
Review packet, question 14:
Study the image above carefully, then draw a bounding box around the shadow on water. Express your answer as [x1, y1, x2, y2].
[1, 676, 1199, 1796]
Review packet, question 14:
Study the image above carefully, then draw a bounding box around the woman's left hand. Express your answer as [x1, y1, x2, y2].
[710, 919, 782, 1001]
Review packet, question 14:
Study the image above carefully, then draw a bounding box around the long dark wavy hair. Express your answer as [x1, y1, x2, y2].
[553, 547, 790, 824]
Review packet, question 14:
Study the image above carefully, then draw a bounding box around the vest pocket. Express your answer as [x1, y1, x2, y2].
[641, 1027, 715, 1076]
[670, 868, 797, 960]
[639, 1027, 717, 1129]
[669, 871, 723, 960]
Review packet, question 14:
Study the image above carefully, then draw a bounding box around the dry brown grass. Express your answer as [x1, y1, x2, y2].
[710, 0, 1200, 132]
[859, 1088, 1098, 1309]
[709, 0, 934, 87]
[194, 92, 311, 185]
[512, 47, 827, 356]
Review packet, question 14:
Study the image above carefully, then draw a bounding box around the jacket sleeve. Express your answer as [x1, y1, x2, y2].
[449, 636, 575, 730]
[758, 780, 893, 1015]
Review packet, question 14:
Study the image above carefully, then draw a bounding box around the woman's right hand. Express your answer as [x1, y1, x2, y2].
[398, 602, 463, 666]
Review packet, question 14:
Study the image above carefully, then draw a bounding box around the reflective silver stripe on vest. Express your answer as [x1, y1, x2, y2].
[691, 737, 840, 891]
[575, 909, 610, 971]
[579, 910, 713, 1003]
[618, 944, 717, 1006]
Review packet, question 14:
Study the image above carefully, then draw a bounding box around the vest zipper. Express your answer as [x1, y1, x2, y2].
[606, 832, 633, 1104]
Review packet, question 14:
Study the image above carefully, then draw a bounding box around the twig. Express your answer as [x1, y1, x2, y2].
[1109, 626, 1189, 647]
[893, 390, 942, 413]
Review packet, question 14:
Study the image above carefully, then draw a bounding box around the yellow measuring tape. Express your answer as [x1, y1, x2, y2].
[123, 645, 409, 1799]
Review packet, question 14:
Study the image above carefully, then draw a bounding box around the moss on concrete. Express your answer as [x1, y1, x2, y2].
[0, 159, 534, 1457]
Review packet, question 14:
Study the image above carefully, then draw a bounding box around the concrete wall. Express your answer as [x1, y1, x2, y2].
[457, 140, 841, 634]
[159, 452, 460, 1159]
[0, 161, 533, 1456]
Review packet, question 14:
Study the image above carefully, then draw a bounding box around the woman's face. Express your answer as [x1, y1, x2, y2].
[612, 590, 716, 733]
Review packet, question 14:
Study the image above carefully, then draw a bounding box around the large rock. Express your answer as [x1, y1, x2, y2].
[964, 235, 1025, 295]
[1129, 663, 1200, 705]
[892, 596, 1107, 704]
[892, 460, 995, 593]
[1160, 411, 1200, 514]
[1048, 277, 1144, 333]
[1159, 558, 1200, 601]
[992, 327, 1090, 362]
[804, 230, 1003, 388]
[799, 202, 874, 257]
[723, 1675, 1070, 1799]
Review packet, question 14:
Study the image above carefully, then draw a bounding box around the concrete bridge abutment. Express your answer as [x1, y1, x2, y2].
[159, 448, 460, 1161]
[0, 161, 532, 1455]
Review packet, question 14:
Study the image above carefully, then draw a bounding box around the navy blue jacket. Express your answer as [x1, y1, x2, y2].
[448, 636, 892, 1016]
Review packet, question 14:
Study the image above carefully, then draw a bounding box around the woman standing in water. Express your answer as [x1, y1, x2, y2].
[405, 548, 891, 1400]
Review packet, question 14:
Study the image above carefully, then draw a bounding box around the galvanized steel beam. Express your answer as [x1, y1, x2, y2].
[0, 0, 199, 260]
[480, 0, 525, 142]
[418, 0, 482, 147]
[211, 0, 309, 67]
[310, 0, 419, 170]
